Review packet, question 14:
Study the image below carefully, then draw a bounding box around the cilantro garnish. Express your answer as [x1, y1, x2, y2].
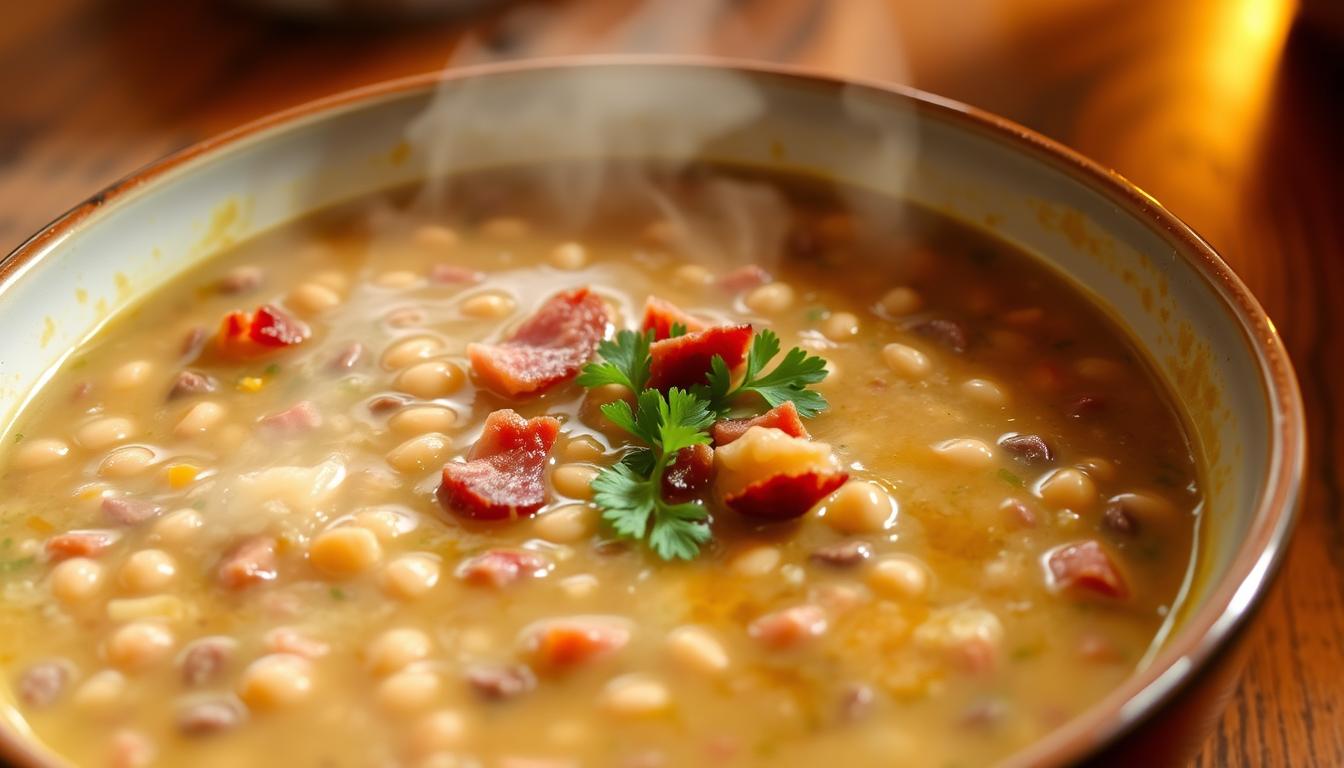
[700, 328, 829, 418]
[591, 388, 715, 560]
[579, 319, 830, 560]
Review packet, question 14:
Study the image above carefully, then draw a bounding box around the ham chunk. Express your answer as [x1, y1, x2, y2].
[216, 304, 310, 360]
[168, 370, 216, 400]
[661, 444, 714, 502]
[468, 288, 608, 397]
[259, 401, 322, 434]
[715, 427, 847, 521]
[519, 616, 631, 672]
[217, 536, 278, 590]
[748, 605, 827, 650]
[717, 265, 771, 293]
[437, 410, 560, 520]
[456, 549, 552, 588]
[646, 324, 752, 391]
[711, 401, 808, 446]
[102, 498, 163, 526]
[641, 297, 707, 341]
[46, 530, 120, 560]
[914, 607, 1004, 675]
[1045, 540, 1129, 599]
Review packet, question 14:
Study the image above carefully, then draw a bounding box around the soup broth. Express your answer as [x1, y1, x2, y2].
[0, 164, 1200, 768]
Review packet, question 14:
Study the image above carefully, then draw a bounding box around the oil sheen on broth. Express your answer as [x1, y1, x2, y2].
[0, 165, 1200, 768]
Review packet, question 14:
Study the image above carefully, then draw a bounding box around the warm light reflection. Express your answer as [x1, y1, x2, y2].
[1205, 0, 1295, 113]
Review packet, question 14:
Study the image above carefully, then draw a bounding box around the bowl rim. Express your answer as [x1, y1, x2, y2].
[0, 56, 1305, 768]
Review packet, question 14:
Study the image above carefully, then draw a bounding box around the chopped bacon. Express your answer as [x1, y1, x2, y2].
[431, 264, 484, 285]
[46, 530, 120, 560]
[216, 305, 310, 360]
[724, 470, 848, 521]
[259, 401, 322, 434]
[330, 342, 364, 371]
[102, 497, 163, 526]
[1046, 540, 1129, 599]
[717, 265, 771, 293]
[17, 661, 73, 708]
[711, 402, 809, 446]
[641, 297, 707, 341]
[456, 549, 551, 588]
[646, 324, 752, 391]
[748, 605, 828, 650]
[910, 318, 968, 353]
[466, 663, 537, 700]
[468, 288, 608, 397]
[216, 266, 262, 295]
[168, 370, 216, 400]
[180, 637, 237, 687]
[263, 627, 329, 659]
[998, 433, 1054, 464]
[437, 410, 560, 521]
[661, 444, 714, 502]
[520, 617, 631, 671]
[217, 536, 278, 590]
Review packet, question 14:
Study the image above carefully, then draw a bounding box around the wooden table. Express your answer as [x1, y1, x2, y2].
[1, 0, 1340, 764]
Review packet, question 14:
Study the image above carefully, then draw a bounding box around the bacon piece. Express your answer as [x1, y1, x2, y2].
[910, 318, 968, 353]
[724, 470, 848, 521]
[468, 288, 608, 397]
[466, 664, 537, 700]
[17, 661, 73, 708]
[437, 410, 560, 520]
[216, 305, 310, 360]
[455, 549, 551, 588]
[646, 324, 752, 391]
[1046, 540, 1129, 599]
[177, 698, 245, 736]
[217, 536, 278, 590]
[168, 370, 216, 400]
[216, 266, 262, 295]
[263, 627, 329, 659]
[640, 297, 707, 341]
[259, 401, 322, 434]
[661, 444, 714, 502]
[809, 541, 871, 568]
[519, 617, 631, 672]
[180, 637, 237, 687]
[431, 264, 484, 285]
[711, 401, 809, 446]
[998, 433, 1054, 464]
[330, 342, 364, 371]
[46, 530, 120, 560]
[717, 265, 771, 293]
[102, 497, 163, 526]
[748, 605, 827, 650]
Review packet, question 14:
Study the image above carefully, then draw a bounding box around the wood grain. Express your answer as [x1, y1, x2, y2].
[1, 0, 1341, 764]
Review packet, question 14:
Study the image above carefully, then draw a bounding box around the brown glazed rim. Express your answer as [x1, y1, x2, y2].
[0, 57, 1305, 768]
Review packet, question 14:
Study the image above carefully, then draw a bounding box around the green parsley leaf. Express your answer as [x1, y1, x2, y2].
[668, 322, 688, 338]
[577, 329, 654, 393]
[702, 329, 830, 418]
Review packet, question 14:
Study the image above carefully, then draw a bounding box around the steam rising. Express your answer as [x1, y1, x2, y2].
[403, 0, 918, 271]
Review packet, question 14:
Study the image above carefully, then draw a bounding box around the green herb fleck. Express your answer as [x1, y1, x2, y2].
[0, 557, 35, 574]
[329, 587, 347, 601]
[264, 363, 282, 376]
[700, 328, 829, 418]
[804, 306, 827, 323]
[997, 468, 1024, 487]
[12, 433, 22, 443]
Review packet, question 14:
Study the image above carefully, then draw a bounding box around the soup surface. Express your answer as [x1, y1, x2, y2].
[0, 165, 1200, 768]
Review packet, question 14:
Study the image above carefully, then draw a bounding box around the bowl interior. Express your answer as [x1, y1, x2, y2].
[0, 62, 1301, 766]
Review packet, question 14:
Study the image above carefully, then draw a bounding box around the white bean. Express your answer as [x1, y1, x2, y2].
[1038, 468, 1098, 510]
[77, 417, 136, 450]
[460, 293, 515, 319]
[382, 337, 445, 370]
[819, 481, 896, 534]
[13, 438, 71, 470]
[118, 549, 177, 594]
[287, 282, 341, 315]
[551, 465, 598, 500]
[309, 527, 382, 578]
[98, 446, 156, 478]
[532, 504, 597, 544]
[386, 433, 452, 473]
[110, 360, 153, 390]
[744, 282, 794, 314]
[548, 242, 588, 270]
[665, 626, 729, 675]
[174, 402, 225, 438]
[381, 555, 441, 601]
[932, 438, 995, 469]
[396, 361, 464, 400]
[879, 286, 922, 316]
[882, 343, 931, 379]
[237, 653, 314, 710]
[366, 628, 433, 676]
[51, 557, 103, 605]
[106, 622, 175, 671]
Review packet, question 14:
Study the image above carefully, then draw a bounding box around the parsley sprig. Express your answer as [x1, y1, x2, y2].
[578, 323, 830, 559]
[699, 328, 829, 418]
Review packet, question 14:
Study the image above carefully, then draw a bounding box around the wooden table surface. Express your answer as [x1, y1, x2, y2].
[2, 0, 1341, 764]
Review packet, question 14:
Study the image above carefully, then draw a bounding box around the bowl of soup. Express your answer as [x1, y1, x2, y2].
[0, 60, 1303, 767]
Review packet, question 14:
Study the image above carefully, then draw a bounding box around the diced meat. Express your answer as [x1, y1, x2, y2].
[176, 698, 246, 736]
[661, 444, 714, 502]
[367, 395, 407, 414]
[711, 401, 809, 446]
[437, 410, 560, 521]
[385, 307, 426, 328]
[1077, 632, 1123, 664]
[70, 382, 92, 401]
[264, 627, 329, 659]
[108, 729, 154, 768]
[725, 470, 849, 521]
[910, 319, 968, 352]
[259, 401, 322, 434]
[45, 530, 120, 560]
[168, 370, 216, 400]
[1102, 502, 1138, 535]
[960, 698, 1008, 728]
[331, 342, 364, 371]
[102, 497, 163, 526]
[431, 264, 484, 284]
[914, 607, 1005, 675]
[466, 663, 537, 700]
[455, 549, 551, 588]
[998, 433, 1054, 464]
[809, 541, 872, 568]
[17, 660, 73, 708]
[180, 326, 207, 360]
[217, 536, 278, 590]
[641, 296, 707, 341]
[747, 605, 827, 650]
[646, 324, 752, 391]
[838, 682, 876, 722]
[1046, 540, 1129, 599]
[216, 266, 262, 294]
[519, 616, 631, 671]
[180, 637, 237, 687]
[468, 288, 608, 397]
[718, 265, 771, 293]
[216, 304, 310, 360]
[1000, 498, 1038, 528]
